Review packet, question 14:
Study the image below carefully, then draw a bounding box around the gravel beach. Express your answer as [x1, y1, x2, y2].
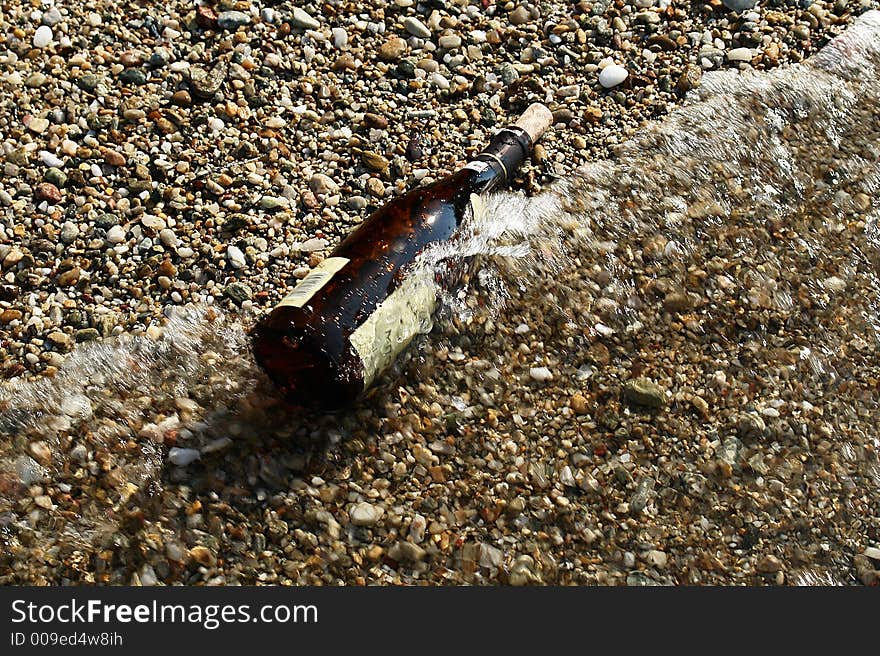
[1, 0, 879, 585]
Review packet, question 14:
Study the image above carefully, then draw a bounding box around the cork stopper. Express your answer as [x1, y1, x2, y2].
[513, 103, 553, 143]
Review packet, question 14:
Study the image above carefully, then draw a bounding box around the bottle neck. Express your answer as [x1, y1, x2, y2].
[461, 126, 533, 194]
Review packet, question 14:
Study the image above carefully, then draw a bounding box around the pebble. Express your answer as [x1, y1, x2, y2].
[33, 25, 53, 48]
[388, 541, 427, 563]
[299, 238, 327, 252]
[39, 151, 63, 170]
[44, 167, 67, 188]
[25, 73, 46, 87]
[27, 117, 49, 134]
[361, 151, 390, 174]
[404, 17, 432, 39]
[646, 550, 668, 568]
[570, 393, 589, 414]
[189, 545, 216, 567]
[509, 556, 540, 585]
[379, 37, 407, 61]
[41, 8, 62, 26]
[350, 502, 384, 526]
[727, 48, 753, 62]
[106, 225, 126, 244]
[34, 183, 61, 203]
[59, 222, 79, 244]
[479, 543, 503, 569]
[75, 328, 100, 343]
[0, 309, 22, 323]
[509, 6, 531, 26]
[290, 8, 320, 30]
[224, 283, 252, 305]
[57, 268, 80, 286]
[171, 90, 192, 107]
[159, 229, 178, 249]
[556, 84, 581, 100]
[438, 35, 461, 50]
[226, 245, 246, 269]
[723, 0, 758, 10]
[623, 378, 667, 408]
[217, 11, 250, 30]
[332, 27, 348, 49]
[599, 64, 628, 88]
[309, 173, 339, 195]
[529, 367, 553, 382]
[365, 178, 385, 198]
[260, 196, 289, 210]
[168, 448, 200, 466]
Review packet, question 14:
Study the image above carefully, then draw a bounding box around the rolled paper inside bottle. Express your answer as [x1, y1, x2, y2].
[513, 103, 553, 143]
[349, 269, 438, 389]
[348, 194, 490, 389]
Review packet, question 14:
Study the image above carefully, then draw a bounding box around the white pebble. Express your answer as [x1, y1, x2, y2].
[331, 27, 348, 49]
[646, 550, 668, 568]
[227, 245, 246, 269]
[106, 225, 126, 244]
[404, 16, 431, 38]
[599, 64, 628, 88]
[727, 47, 753, 62]
[291, 7, 320, 30]
[33, 25, 53, 48]
[299, 237, 327, 252]
[141, 214, 166, 229]
[159, 228, 178, 249]
[39, 151, 64, 168]
[60, 395, 93, 419]
[529, 367, 553, 382]
[168, 448, 200, 467]
[430, 72, 450, 90]
[350, 502, 384, 526]
[823, 276, 846, 293]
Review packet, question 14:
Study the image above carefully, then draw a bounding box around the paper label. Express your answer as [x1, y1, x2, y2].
[349, 271, 438, 388]
[276, 257, 350, 308]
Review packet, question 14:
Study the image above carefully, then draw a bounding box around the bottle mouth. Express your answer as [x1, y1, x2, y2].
[475, 126, 532, 184]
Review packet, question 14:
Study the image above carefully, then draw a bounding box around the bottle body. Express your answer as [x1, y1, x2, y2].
[251, 119, 543, 409]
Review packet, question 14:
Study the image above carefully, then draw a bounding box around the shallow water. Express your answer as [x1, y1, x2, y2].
[1, 11, 879, 584]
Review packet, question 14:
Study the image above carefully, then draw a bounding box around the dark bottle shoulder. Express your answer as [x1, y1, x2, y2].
[376, 169, 475, 211]
[338, 171, 473, 246]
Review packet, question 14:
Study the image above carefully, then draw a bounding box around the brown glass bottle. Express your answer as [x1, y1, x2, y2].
[251, 103, 552, 409]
